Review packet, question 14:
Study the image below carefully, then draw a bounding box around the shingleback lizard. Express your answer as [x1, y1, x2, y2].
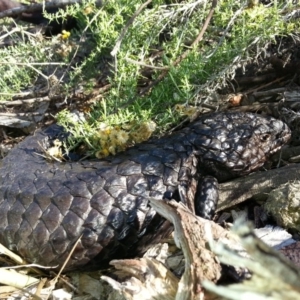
[0, 112, 291, 270]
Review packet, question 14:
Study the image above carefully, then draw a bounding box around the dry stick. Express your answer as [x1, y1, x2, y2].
[50, 234, 83, 290]
[0, 243, 45, 276]
[139, 0, 218, 97]
[0, 97, 50, 106]
[244, 76, 287, 95]
[217, 163, 300, 212]
[0, 0, 83, 19]
[111, 0, 153, 57]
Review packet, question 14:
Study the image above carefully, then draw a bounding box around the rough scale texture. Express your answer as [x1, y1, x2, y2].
[0, 112, 291, 270]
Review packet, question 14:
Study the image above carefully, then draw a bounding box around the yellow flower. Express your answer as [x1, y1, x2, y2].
[95, 148, 109, 158]
[130, 121, 156, 143]
[97, 131, 108, 142]
[174, 104, 197, 119]
[116, 130, 129, 144]
[174, 104, 184, 112]
[84, 5, 93, 15]
[100, 139, 109, 149]
[182, 106, 197, 117]
[104, 128, 111, 135]
[109, 131, 119, 145]
[108, 145, 116, 155]
[61, 30, 71, 40]
[144, 121, 156, 133]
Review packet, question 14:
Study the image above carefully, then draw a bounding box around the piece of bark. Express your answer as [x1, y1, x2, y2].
[102, 199, 241, 300]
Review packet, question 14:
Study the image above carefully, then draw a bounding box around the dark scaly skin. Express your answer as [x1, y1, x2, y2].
[0, 112, 291, 270]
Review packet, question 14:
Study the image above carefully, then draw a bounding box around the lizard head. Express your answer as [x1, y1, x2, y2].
[188, 112, 291, 180]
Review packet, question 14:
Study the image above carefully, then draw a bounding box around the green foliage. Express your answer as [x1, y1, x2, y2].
[0, 0, 299, 156]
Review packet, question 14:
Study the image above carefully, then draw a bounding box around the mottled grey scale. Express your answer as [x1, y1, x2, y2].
[97, 225, 115, 247]
[103, 173, 127, 189]
[115, 191, 137, 212]
[150, 147, 167, 158]
[69, 197, 91, 219]
[127, 174, 148, 195]
[61, 211, 84, 238]
[51, 192, 73, 215]
[163, 167, 180, 186]
[41, 205, 62, 233]
[227, 151, 240, 163]
[83, 212, 106, 236]
[51, 226, 68, 249]
[6, 181, 21, 202]
[23, 202, 43, 227]
[130, 152, 151, 165]
[31, 221, 49, 245]
[173, 142, 187, 152]
[34, 186, 53, 208]
[203, 149, 221, 160]
[147, 176, 165, 191]
[149, 190, 164, 198]
[106, 207, 124, 230]
[8, 201, 25, 225]
[191, 123, 212, 135]
[178, 167, 192, 181]
[117, 160, 141, 176]
[0, 112, 291, 270]
[241, 149, 252, 160]
[90, 190, 114, 216]
[233, 161, 246, 171]
[163, 158, 181, 173]
[18, 188, 35, 208]
[76, 172, 106, 195]
[141, 157, 164, 176]
[81, 229, 99, 247]
[16, 220, 32, 244]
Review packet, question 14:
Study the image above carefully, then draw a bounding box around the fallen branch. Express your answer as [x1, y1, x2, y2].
[217, 163, 300, 212]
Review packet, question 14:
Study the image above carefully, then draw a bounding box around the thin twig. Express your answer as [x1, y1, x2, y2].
[0, 112, 44, 117]
[244, 76, 287, 95]
[0, 61, 48, 79]
[53, 234, 83, 280]
[0, 97, 49, 106]
[0, 62, 66, 66]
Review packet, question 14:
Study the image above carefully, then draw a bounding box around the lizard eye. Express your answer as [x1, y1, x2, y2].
[260, 134, 270, 142]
